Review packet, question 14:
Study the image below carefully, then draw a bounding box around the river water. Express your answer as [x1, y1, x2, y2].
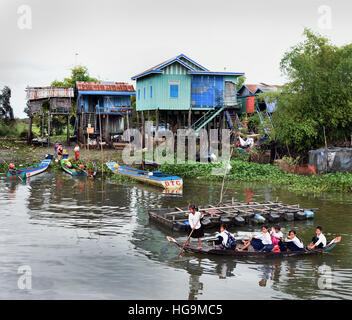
[0, 172, 351, 300]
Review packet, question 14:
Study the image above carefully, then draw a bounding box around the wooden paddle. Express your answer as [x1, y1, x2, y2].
[177, 213, 203, 257]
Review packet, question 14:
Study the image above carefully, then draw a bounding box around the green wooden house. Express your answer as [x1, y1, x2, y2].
[131, 54, 244, 132]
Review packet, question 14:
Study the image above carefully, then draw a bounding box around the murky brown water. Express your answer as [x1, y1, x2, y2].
[0, 172, 351, 299]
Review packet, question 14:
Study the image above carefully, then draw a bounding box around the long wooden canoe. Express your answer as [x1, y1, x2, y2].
[7, 154, 53, 180]
[167, 236, 341, 258]
[106, 162, 183, 190]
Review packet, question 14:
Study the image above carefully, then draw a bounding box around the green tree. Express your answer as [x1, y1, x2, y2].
[51, 65, 98, 87]
[269, 29, 352, 152]
[236, 75, 246, 91]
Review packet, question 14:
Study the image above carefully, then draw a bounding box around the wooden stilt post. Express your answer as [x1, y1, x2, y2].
[47, 110, 51, 147]
[141, 110, 145, 169]
[141, 111, 145, 148]
[155, 108, 159, 136]
[126, 112, 130, 142]
[188, 109, 192, 128]
[105, 114, 110, 145]
[28, 115, 33, 144]
[136, 111, 140, 129]
[67, 114, 70, 145]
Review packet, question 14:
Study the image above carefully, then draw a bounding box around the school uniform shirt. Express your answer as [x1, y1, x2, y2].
[217, 231, 230, 247]
[255, 232, 272, 245]
[74, 146, 80, 152]
[285, 236, 304, 249]
[314, 233, 327, 247]
[271, 230, 283, 239]
[188, 211, 202, 230]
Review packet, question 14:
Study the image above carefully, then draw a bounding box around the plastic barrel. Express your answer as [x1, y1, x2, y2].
[220, 216, 232, 226]
[174, 221, 187, 232]
[283, 212, 295, 221]
[304, 210, 314, 219]
[267, 213, 280, 222]
[233, 216, 245, 226]
[253, 214, 266, 223]
[201, 218, 213, 229]
[294, 211, 306, 220]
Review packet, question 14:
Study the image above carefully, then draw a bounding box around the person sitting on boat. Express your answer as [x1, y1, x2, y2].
[185, 205, 204, 250]
[238, 225, 273, 252]
[65, 160, 73, 169]
[308, 226, 326, 250]
[214, 224, 236, 250]
[270, 225, 283, 246]
[280, 230, 304, 252]
[8, 163, 16, 174]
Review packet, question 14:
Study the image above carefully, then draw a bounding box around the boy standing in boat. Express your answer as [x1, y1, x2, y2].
[185, 205, 204, 250]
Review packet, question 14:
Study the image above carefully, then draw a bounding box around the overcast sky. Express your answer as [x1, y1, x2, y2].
[0, 0, 351, 117]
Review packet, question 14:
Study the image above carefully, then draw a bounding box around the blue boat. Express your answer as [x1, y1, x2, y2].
[7, 154, 53, 180]
[106, 162, 183, 190]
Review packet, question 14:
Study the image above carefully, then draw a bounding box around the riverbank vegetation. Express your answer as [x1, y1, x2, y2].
[160, 160, 352, 193]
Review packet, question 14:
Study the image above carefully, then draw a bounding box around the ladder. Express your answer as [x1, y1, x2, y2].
[255, 100, 274, 135]
[191, 107, 225, 132]
[225, 110, 241, 131]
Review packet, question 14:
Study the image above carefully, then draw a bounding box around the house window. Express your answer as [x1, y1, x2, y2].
[138, 89, 140, 100]
[144, 87, 146, 99]
[170, 84, 179, 98]
[150, 86, 153, 98]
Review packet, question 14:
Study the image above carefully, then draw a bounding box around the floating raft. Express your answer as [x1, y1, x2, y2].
[148, 201, 315, 232]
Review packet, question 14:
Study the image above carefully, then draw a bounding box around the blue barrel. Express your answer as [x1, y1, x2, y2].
[253, 214, 266, 223]
[304, 210, 314, 219]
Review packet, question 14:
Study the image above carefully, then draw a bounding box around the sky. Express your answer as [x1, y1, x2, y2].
[0, 0, 351, 118]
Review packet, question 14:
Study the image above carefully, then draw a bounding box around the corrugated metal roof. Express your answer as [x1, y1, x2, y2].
[26, 87, 74, 100]
[76, 81, 135, 92]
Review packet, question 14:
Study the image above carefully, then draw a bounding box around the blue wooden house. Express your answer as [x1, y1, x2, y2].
[131, 54, 244, 132]
[76, 81, 135, 145]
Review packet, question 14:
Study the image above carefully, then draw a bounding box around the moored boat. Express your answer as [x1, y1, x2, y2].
[60, 154, 87, 176]
[106, 162, 183, 190]
[167, 236, 341, 258]
[7, 154, 53, 180]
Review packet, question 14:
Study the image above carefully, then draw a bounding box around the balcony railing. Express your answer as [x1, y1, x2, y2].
[95, 106, 133, 115]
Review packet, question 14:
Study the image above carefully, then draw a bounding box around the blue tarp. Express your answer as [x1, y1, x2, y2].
[191, 75, 224, 108]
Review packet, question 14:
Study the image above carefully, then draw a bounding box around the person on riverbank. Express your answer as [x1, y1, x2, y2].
[185, 205, 204, 250]
[214, 224, 236, 250]
[309, 226, 326, 249]
[238, 225, 273, 252]
[57, 144, 63, 160]
[74, 144, 80, 161]
[280, 230, 304, 252]
[54, 142, 59, 159]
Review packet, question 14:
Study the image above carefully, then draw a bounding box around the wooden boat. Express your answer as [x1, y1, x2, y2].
[167, 236, 341, 258]
[106, 162, 183, 190]
[60, 154, 87, 177]
[7, 154, 53, 180]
